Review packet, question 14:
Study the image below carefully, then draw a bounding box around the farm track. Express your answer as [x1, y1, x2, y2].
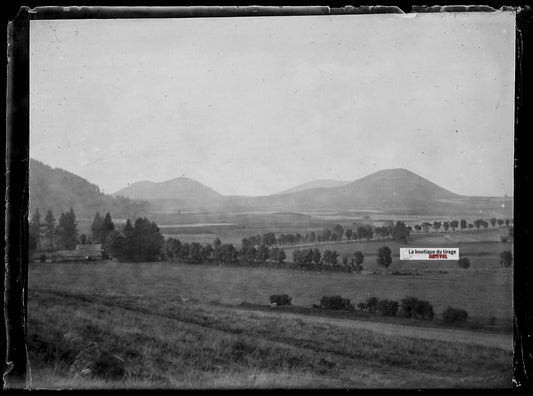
[233, 309, 513, 351]
[32, 288, 512, 352]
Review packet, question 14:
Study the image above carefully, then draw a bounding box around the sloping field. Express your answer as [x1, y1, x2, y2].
[28, 287, 512, 389]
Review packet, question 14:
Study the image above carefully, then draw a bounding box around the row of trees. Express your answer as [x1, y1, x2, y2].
[103, 217, 164, 261]
[292, 248, 365, 273]
[413, 218, 513, 233]
[30, 207, 513, 269]
[29, 207, 164, 262]
[163, 237, 288, 267]
[161, 236, 395, 274]
[29, 208, 117, 253]
[240, 216, 512, 251]
[242, 222, 411, 249]
[29, 207, 79, 252]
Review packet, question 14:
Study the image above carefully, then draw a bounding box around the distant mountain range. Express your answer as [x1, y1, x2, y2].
[29, 158, 513, 218]
[275, 179, 352, 195]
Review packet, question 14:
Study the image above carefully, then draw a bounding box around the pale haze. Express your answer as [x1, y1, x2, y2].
[30, 12, 515, 197]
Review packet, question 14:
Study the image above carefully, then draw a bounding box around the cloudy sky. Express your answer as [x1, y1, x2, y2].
[30, 12, 515, 197]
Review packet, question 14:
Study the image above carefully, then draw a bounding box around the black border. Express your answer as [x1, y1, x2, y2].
[3, 3, 532, 390]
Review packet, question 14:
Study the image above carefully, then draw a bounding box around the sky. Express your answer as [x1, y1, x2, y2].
[30, 12, 515, 197]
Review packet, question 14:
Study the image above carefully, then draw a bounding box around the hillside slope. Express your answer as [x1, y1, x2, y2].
[113, 177, 222, 201]
[275, 179, 352, 195]
[246, 168, 463, 212]
[29, 159, 148, 218]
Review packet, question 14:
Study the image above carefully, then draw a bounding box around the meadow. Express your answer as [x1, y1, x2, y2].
[28, 261, 512, 389]
[29, 259, 513, 324]
[28, 212, 513, 389]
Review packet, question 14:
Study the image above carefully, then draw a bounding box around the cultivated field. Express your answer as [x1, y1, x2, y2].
[28, 260, 513, 389]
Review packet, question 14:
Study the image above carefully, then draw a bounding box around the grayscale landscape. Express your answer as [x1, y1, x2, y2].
[28, 11, 515, 389]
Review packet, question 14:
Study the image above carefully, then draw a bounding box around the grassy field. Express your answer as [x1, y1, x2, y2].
[29, 260, 512, 322]
[284, 239, 512, 271]
[28, 274, 512, 389]
[27, 222, 513, 389]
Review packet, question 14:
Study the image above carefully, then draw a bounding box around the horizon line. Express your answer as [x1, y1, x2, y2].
[30, 157, 513, 199]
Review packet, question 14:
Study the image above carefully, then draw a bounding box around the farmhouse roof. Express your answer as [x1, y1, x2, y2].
[75, 244, 103, 255]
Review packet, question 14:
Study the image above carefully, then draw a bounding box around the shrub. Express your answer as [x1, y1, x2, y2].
[400, 296, 434, 320]
[320, 296, 352, 310]
[269, 294, 292, 306]
[400, 296, 418, 318]
[442, 306, 469, 323]
[500, 251, 513, 268]
[357, 296, 379, 313]
[416, 300, 434, 320]
[376, 299, 399, 316]
[457, 257, 470, 269]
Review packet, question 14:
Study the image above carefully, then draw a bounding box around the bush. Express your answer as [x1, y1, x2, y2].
[376, 299, 399, 316]
[400, 296, 434, 320]
[357, 296, 379, 313]
[269, 294, 292, 306]
[442, 306, 468, 323]
[320, 296, 352, 310]
[500, 251, 513, 268]
[457, 257, 470, 269]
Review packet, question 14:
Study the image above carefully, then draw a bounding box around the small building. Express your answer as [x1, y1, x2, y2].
[75, 244, 103, 261]
[33, 244, 104, 262]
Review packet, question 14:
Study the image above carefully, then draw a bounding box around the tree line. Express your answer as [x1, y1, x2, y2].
[238, 216, 513, 250]
[240, 221, 411, 248]
[163, 235, 398, 274]
[163, 237, 288, 267]
[29, 208, 164, 262]
[29, 208, 79, 252]
[413, 218, 512, 233]
[29, 207, 513, 270]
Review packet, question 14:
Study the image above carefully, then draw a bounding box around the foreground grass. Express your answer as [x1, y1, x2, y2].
[28, 288, 512, 389]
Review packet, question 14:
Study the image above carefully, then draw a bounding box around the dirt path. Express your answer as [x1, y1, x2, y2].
[33, 288, 512, 352]
[242, 309, 513, 351]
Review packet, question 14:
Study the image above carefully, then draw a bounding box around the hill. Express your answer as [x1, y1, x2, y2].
[244, 168, 459, 210]
[275, 179, 352, 195]
[112, 177, 223, 211]
[29, 159, 148, 219]
[113, 168, 512, 216]
[113, 177, 222, 201]
[33, 160, 512, 218]
[244, 168, 512, 215]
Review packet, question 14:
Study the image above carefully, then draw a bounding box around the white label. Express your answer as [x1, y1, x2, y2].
[400, 248, 459, 260]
